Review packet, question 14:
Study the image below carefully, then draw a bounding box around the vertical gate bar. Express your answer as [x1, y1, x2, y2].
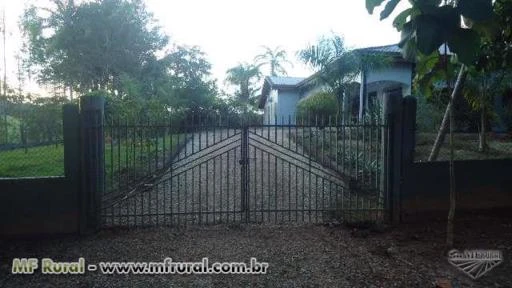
[302, 165, 305, 222]
[315, 175, 318, 223]
[314, 115, 318, 160]
[295, 162, 298, 221]
[147, 120, 151, 176]
[321, 115, 325, 164]
[163, 120, 166, 169]
[288, 115, 291, 150]
[335, 115, 338, 171]
[261, 148, 264, 222]
[192, 155, 196, 225]
[181, 172, 184, 225]
[281, 157, 284, 223]
[267, 149, 271, 223]
[153, 122, 157, 173]
[117, 119, 121, 226]
[170, 115, 174, 225]
[219, 147, 223, 223]
[213, 153, 216, 224]
[281, 116, 284, 146]
[109, 119, 114, 196]
[348, 123, 352, 179]
[134, 187, 137, 226]
[342, 122, 346, 174]
[139, 123, 143, 181]
[295, 114, 298, 153]
[206, 159, 209, 224]
[302, 116, 305, 158]
[199, 162, 203, 224]
[274, 154, 278, 223]
[125, 119, 129, 226]
[322, 178, 325, 222]
[227, 145, 230, 222]
[131, 125, 135, 226]
[329, 181, 333, 221]
[356, 122, 359, 181]
[368, 124, 374, 190]
[240, 127, 246, 219]
[253, 143, 256, 222]
[363, 121, 366, 193]
[234, 145, 237, 222]
[117, 118, 121, 198]
[308, 162, 312, 223]
[288, 161, 291, 222]
[199, 115, 202, 152]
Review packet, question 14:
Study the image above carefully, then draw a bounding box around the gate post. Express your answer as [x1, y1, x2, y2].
[382, 89, 403, 224]
[382, 93, 417, 225]
[80, 95, 105, 231]
[62, 104, 83, 234]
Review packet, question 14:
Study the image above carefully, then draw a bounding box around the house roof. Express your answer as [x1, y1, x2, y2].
[258, 76, 306, 108]
[354, 44, 402, 55]
[267, 76, 306, 87]
[258, 43, 415, 109]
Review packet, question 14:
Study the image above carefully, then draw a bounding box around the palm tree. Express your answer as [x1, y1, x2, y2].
[254, 46, 292, 76]
[225, 63, 261, 107]
[298, 34, 389, 121]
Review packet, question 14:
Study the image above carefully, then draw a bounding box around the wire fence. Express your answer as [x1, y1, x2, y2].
[0, 102, 65, 178]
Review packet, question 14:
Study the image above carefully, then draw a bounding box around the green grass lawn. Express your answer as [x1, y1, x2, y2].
[0, 134, 186, 178]
[415, 132, 512, 161]
[0, 144, 64, 177]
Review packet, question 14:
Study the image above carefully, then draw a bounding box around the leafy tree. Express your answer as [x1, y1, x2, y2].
[254, 46, 292, 76]
[464, 68, 512, 152]
[366, 0, 503, 247]
[21, 0, 168, 94]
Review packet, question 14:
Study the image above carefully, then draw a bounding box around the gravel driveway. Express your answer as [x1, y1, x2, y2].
[101, 127, 383, 227]
[3, 220, 508, 288]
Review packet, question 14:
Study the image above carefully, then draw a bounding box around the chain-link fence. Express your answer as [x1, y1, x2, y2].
[0, 98, 65, 177]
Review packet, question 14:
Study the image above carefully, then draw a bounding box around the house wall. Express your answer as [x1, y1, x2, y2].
[365, 62, 413, 96]
[263, 89, 278, 124]
[276, 90, 300, 124]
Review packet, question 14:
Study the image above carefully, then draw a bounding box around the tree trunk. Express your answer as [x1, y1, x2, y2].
[428, 65, 468, 161]
[446, 75, 456, 248]
[478, 109, 488, 153]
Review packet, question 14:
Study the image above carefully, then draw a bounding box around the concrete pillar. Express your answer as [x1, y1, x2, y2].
[80, 95, 105, 231]
[62, 104, 83, 234]
[382, 89, 403, 224]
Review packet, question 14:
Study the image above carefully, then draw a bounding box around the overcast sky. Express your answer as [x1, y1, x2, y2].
[0, 0, 408, 95]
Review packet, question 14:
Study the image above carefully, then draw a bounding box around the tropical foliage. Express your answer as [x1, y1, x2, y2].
[254, 46, 292, 76]
[298, 34, 390, 119]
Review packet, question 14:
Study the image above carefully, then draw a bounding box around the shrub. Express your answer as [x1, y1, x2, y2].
[297, 91, 339, 125]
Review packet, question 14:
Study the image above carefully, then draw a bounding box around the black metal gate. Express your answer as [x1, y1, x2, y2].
[100, 119, 388, 227]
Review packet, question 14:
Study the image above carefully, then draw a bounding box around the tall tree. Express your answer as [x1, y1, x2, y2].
[254, 46, 292, 76]
[225, 63, 261, 106]
[21, 0, 168, 95]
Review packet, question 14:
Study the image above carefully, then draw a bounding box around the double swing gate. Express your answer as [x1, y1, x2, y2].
[100, 117, 389, 227]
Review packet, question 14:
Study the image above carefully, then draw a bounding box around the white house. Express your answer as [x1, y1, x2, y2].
[258, 44, 414, 124]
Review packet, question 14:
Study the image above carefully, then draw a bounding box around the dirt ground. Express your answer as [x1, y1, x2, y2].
[1, 215, 511, 288]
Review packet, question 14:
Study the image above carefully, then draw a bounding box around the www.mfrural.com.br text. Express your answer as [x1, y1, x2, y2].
[11, 257, 269, 275]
